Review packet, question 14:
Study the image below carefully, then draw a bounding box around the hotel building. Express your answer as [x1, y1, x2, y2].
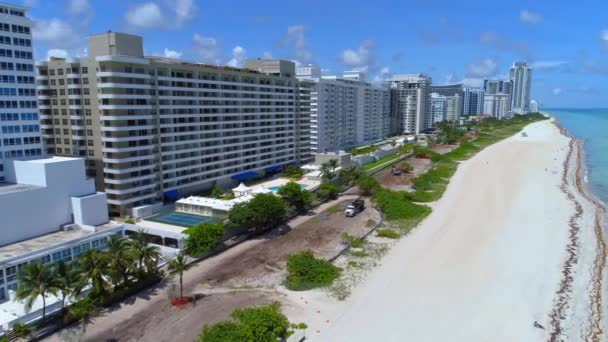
[388, 74, 432, 135]
[37, 32, 310, 216]
[0, 2, 43, 182]
[297, 66, 389, 153]
[509, 62, 532, 114]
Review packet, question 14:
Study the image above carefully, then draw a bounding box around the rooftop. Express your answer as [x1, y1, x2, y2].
[0, 182, 42, 196]
[0, 222, 121, 263]
[27, 156, 79, 164]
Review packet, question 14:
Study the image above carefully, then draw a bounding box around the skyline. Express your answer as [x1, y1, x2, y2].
[22, 0, 608, 108]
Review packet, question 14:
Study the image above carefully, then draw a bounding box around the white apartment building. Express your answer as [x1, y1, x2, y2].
[296, 68, 389, 153]
[483, 80, 512, 119]
[529, 99, 539, 112]
[463, 88, 485, 115]
[388, 74, 432, 135]
[0, 3, 43, 182]
[0, 157, 124, 330]
[430, 93, 447, 125]
[509, 62, 532, 114]
[37, 32, 310, 216]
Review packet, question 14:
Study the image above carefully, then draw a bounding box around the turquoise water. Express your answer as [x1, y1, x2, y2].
[146, 211, 217, 227]
[269, 184, 307, 192]
[547, 108, 608, 204]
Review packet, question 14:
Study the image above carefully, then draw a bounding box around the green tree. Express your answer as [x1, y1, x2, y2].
[228, 193, 286, 232]
[277, 181, 312, 213]
[356, 174, 379, 196]
[168, 253, 192, 299]
[283, 165, 303, 178]
[210, 184, 223, 199]
[76, 249, 111, 298]
[320, 159, 340, 183]
[185, 222, 224, 256]
[317, 183, 339, 200]
[15, 262, 59, 321]
[54, 260, 84, 311]
[128, 230, 162, 275]
[67, 298, 100, 334]
[106, 236, 135, 287]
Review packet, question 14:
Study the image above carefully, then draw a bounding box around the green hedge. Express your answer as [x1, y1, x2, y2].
[286, 251, 342, 291]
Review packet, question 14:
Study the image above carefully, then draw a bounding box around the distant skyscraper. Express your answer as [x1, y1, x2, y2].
[0, 3, 43, 182]
[430, 83, 464, 120]
[509, 62, 532, 114]
[463, 88, 485, 115]
[529, 99, 539, 113]
[388, 74, 432, 134]
[430, 93, 447, 126]
[483, 80, 513, 118]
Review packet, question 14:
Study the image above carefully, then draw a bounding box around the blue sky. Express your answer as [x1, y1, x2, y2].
[23, 0, 608, 107]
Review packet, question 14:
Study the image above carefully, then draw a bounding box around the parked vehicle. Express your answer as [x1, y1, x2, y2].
[391, 166, 402, 176]
[345, 197, 365, 217]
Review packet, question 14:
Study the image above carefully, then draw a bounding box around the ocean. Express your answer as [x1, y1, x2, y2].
[547, 108, 608, 204]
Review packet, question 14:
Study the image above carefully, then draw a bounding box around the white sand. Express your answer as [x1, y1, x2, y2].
[285, 120, 604, 341]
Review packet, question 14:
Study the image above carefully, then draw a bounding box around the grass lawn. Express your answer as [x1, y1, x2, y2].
[363, 153, 402, 172]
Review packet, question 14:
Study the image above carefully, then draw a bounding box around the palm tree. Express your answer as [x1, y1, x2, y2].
[15, 261, 59, 321]
[54, 260, 84, 311]
[67, 298, 100, 334]
[76, 250, 111, 298]
[168, 253, 191, 299]
[128, 230, 162, 275]
[328, 159, 339, 173]
[106, 236, 135, 287]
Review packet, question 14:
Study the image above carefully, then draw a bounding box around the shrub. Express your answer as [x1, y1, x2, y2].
[376, 229, 400, 239]
[373, 189, 432, 221]
[199, 302, 294, 342]
[341, 232, 365, 248]
[12, 323, 31, 338]
[283, 165, 303, 179]
[286, 251, 342, 291]
[349, 250, 369, 258]
[228, 193, 286, 232]
[316, 183, 339, 200]
[184, 222, 224, 256]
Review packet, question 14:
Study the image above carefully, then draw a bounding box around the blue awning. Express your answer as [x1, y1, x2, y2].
[264, 164, 283, 172]
[285, 161, 298, 166]
[231, 171, 259, 181]
[164, 189, 181, 201]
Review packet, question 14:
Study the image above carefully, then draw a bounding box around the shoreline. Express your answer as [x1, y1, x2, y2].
[551, 120, 608, 341]
[296, 119, 605, 341]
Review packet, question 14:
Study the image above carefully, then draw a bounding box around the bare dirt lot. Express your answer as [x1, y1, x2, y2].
[44, 196, 381, 342]
[374, 157, 432, 191]
[431, 143, 459, 154]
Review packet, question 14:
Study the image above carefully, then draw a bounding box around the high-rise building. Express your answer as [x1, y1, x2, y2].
[296, 68, 389, 153]
[462, 88, 485, 115]
[0, 3, 43, 182]
[483, 80, 512, 118]
[509, 62, 532, 114]
[430, 93, 447, 126]
[37, 32, 310, 216]
[388, 74, 432, 135]
[529, 99, 539, 113]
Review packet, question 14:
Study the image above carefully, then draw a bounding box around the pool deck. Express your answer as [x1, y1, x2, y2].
[137, 220, 188, 235]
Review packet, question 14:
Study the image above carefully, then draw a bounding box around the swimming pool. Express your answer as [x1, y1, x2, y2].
[146, 211, 217, 228]
[269, 184, 307, 192]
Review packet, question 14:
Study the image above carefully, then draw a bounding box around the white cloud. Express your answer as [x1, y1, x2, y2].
[174, 0, 196, 26]
[262, 51, 273, 59]
[227, 46, 247, 67]
[530, 60, 568, 69]
[340, 40, 376, 72]
[125, 2, 164, 29]
[466, 58, 498, 77]
[46, 49, 69, 59]
[279, 25, 312, 64]
[552, 88, 562, 95]
[460, 78, 484, 88]
[372, 66, 391, 83]
[193, 34, 222, 64]
[33, 18, 81, 49]
[600, 30, 608, 52]
[67, 0, 92, 15]
[163, 48, 182, 59]
[520, 10, 542, 25]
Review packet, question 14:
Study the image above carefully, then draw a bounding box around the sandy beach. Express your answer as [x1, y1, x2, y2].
[285, 119, 607, 341]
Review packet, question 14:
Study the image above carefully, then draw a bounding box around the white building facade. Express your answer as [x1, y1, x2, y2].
[529, 99, 539, 113]
[483, 80, 513, 118]
[509, 62, 532, 114]
[296, 69, 389, 153]
[430, 93, 447, 126]
[0, 3, 43, 182]
[388, 74, 432, 135]
[38, 32, 310, 216]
